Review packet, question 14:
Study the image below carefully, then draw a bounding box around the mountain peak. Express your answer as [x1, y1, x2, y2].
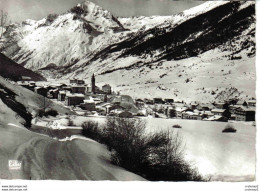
[70, 0, 124, 30]
[75, 1, 103, 13]
[71, 1, 110, 18]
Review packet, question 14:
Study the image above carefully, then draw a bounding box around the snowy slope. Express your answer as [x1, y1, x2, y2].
[0, 108, 145, 180]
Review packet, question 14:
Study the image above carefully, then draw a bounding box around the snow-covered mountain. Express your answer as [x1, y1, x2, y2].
[0, 1, 129, 70]
[0, 1, 256, 102]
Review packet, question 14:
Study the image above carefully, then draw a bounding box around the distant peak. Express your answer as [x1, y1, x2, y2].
[71, 1, 105, 15]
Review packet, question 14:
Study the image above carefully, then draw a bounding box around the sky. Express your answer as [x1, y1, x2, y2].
[0, 0, 205, 23]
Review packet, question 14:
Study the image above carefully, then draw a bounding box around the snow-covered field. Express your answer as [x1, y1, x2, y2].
[145, 118, 255, 181]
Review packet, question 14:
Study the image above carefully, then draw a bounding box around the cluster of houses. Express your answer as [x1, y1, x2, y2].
[17, 79, 256, 122]
[147, 98, 256, 122]
[17, 76, 139, 117]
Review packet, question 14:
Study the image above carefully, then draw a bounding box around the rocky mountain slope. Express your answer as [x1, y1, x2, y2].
[0, 1, 256, 102]
[0, 53, 46, 81]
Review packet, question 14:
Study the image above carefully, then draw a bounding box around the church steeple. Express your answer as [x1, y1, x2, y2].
[91, 73, 95, 94]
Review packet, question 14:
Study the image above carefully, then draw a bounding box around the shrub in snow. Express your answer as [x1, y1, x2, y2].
[222, 124, 237, 133]
[172, 124, 182, 128]
[82, 121, 102, 142]
[81, 117, 204, 181]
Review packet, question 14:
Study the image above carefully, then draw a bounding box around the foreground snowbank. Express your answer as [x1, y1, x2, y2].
[0, 122, 145, 180]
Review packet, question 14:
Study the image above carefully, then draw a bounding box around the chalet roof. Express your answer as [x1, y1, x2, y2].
[229, 105, 241, 108]
[84, 99, 95, 103]
[71, 85, 86, 88]
[59, 91, 66, 94]
[215, 102, 225, 105]
[204, 115, 223, 121]
[236, 100, 246, 105]
[211, 109, 225, 113]
[49, 83, 62, 87]
[102, 84, 111, 87]
[236, 106, 255, 112]
[176, 107, 187, 112]
[183, 111, 195, 116]
[66, 93, 85, 98]
[96, 102, 111, 107]
[35, 86, 47, 90]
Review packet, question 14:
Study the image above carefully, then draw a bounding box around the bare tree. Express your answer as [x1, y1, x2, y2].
[0, 10, 8, 39]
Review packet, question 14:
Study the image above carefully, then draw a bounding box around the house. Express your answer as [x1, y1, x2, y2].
[77, 80, 85, 85]
[136, 99, 145, 108]
[118, 111, 133, 118]
[20, 81, 36, 91]
[93, 97, 102, 104]
[96, 102, 112, 115]
[234, 107, 255, 121]
[102, 84, 112, 94]
[109, 104, 126, 114]
[176, 107, 188, 118]
[214, 102, 226, 109]
[58, 91, 66, 101]
[165, 106, 176, 118]
[86, 85, 92, 93]
[48, 89, 59, 99]
[197, 103, 215, 111]
[65, 94, 85, 106]
[144, 98, 153, 105]
[80, 99, 96, 111]
[189, 102, 198, 110]
[199, 111, 214, 120]
[29, 81, 36, 86]
[18, 81, 30, 89]
[164, 99, 174, 104]
[63, 86, 72, 92]
[153, 98, 164, 104]
[211, 109, 226, 116]
[211, 109, 231, 119]
[137, 109, 147, 116]
[112, 95, 138, 114]
[248, 100, 256, 107]
[181, 111, 201, 120]
[236, 100, 247, 106]
[71, 85, 86, 94]
[204, 115, 228, 122]
[35, 87, 48, 97]
[70, 79, 78, 84]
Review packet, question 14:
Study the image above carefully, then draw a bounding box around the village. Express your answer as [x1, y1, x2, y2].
[16, 74, 256, 123]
